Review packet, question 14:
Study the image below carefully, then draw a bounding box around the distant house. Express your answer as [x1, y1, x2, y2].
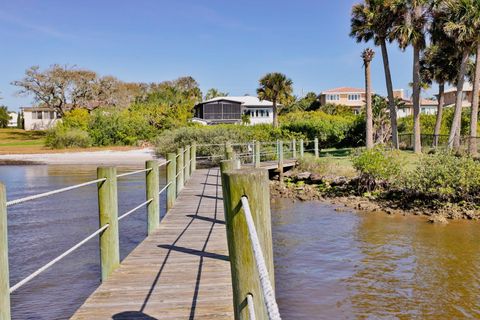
[21, 107, 61, 131]
[394, 90, 438, 118]
[444, 82, 477, 108]
[7, 112, 17, 127]
[193, 96, 275, 125]
[319, 87, 369, 114]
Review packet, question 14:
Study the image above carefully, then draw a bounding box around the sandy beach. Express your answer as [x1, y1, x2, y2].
[0, 148, 158, 165]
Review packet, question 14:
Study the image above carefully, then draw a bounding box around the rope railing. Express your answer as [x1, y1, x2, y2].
[6, 178, 107, 207]
[9, 223, 110, 293]
[247, 294, 256, 320]
[116, 168, 152, 178]
[158, 182, 172, 195]
[118, 199, 152, 222]
[240, 196, 281, 320]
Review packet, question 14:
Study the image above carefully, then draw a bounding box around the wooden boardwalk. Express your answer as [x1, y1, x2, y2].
[72, 168, 234, 320]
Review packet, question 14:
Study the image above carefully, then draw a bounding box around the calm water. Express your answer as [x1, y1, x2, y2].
[271, 198, 480, 319]
[2, 166, 480, 319]
[0, 165, 167, 320]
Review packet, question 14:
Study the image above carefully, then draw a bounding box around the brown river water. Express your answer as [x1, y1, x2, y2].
[1, 165, 479, 319]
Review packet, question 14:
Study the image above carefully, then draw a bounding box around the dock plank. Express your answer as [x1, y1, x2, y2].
[71, 168, 234, 320]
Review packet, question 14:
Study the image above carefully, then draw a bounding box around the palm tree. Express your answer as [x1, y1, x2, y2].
[420, 20, 461, 148]
[362, 48, 375, 148]
[204, 88, 228, 100]
[257, 73, 293, 128]
[391, 0, 429, 154]
[437, 0, 479, 152]
[350, 0, 400, 149]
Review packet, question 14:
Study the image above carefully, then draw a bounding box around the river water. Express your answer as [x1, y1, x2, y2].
[1, 165, 479, 319]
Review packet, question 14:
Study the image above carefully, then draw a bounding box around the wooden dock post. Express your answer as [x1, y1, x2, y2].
[0, 183, 11, 320]
[300, 139, 304, 157]
[176, 148, 184, 195]
[190, 143, 196, 174]
[314, 137, 319, 157]
[225, 142, 234, 160]
[166, 153, 177, 210]
[184, 146, 191, 182]
[146, 161, 160, 234]
[254, 140, 261, 168]
[222, 169, 275, 320]
[278, 140, 284, 181]
[97, 167, 120, 282]
[292, 139, 297, 159]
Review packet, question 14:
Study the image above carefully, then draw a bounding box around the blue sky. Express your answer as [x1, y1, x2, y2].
[0, 0, 424, 111]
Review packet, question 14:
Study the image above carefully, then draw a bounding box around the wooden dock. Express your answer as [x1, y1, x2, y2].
[72, 168, 234, 320]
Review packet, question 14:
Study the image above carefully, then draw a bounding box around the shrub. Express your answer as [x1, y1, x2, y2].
[62, 109, 90, 130]
[45, 126, 92, 148]
[88, 108, 154, 146]
[280, 111, 361, 148]
[352, 146, 402, 189]
[400, 152, 480, 201]
[155, 124, 303, 158]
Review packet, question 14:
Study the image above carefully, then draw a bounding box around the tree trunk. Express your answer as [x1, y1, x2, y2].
[412, 44, 422, 154]
[273, 99, 278, 128]
[380, 40, 399, 149]
[448, 51, 470, 150]
[433, 82, 445, 148]
[468, 42, 480, 157]
[365, 60, 373, 149]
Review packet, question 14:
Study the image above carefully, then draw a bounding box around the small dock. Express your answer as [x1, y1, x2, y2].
[72, 168, 234, 319]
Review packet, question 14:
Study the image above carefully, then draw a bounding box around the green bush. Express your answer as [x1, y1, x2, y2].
[45, 126, 92, 148]
[155, 124, 302, 157]
[88, 108, 154, 146]
[352, 146, 402, 186]
[401, 152, 480, 201]
[62, 109, 90, 130]
[280, 111, 361, 148]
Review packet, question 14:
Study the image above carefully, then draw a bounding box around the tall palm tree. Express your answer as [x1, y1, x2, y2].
[420, 40, 461, 147]
[391, 0, 429, 154]
[257, 73, 293, 128]
[362, 48, 375, 148]
[350, 0, 400, 149]
[437, 0, 479, 152]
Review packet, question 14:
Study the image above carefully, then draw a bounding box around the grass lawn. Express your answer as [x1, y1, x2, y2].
[0, 128, 141, 154]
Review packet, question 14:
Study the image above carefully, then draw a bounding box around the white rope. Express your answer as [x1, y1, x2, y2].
[116, 168, 151, 178]
[247, 294, 256, 320]
[159, 160, 171, 167]
[240, 196, 281, 320]
[6, 178, 106, 207]
[118, 199, 152, 221]
[158, 181, 172, 195]
[9, 223, 110, 293]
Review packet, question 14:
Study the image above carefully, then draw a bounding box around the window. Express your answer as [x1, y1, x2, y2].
[32, 111, 43, 120]
[43, 111, 50, 119]
[326, 94, 340, 101]
[266, 110, 270, 117]
[348, 94, 361, 101]
[260, 110, 265, 117]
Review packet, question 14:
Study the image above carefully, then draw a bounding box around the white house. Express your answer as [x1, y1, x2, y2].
[193, 96, 275, 125]
[21, 107, 61, 131]
[7, 112, 17, 127]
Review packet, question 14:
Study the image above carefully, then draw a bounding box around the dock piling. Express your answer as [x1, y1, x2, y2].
[97, 167, 120, 281]
[176, 148, 184, 195]
[0, 183, 11, 320]
[146, 161, 160, 234]
[166, 153, 177, 209]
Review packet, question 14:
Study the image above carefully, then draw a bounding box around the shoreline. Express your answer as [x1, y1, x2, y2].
[0, 148, 158, 166]
[269, 180, 478, 224]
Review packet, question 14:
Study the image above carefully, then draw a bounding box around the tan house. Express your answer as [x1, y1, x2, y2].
[444, 83, 476, 108]
[21, 107, 61, 131]
[394, 89, 438, 118]
[319, 87, 369, 114]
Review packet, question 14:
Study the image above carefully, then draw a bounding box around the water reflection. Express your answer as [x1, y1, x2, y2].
[0, 165, 167, 319]
[271, 198, 480, 319]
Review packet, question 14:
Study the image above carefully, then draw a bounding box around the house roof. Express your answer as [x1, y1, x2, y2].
[321, 87, 366, 94]
[444, 82, 473, 94]
[21, 106, 56, 111]
[399, 98, 438, 107]
[200, 96, 276, 107]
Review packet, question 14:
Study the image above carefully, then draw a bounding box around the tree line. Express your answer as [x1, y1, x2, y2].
[351, 0, 480, 156]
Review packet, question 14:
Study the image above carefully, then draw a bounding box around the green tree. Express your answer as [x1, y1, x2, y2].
[350, 0, 400, 149]
[437, 0, 479, 152]
[204, 88, 228, 100]
[391, 0, 429, 154]
[362, 48, 375, 148]
[257, 72, 293, 128]
[0, 106, 11, 128]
